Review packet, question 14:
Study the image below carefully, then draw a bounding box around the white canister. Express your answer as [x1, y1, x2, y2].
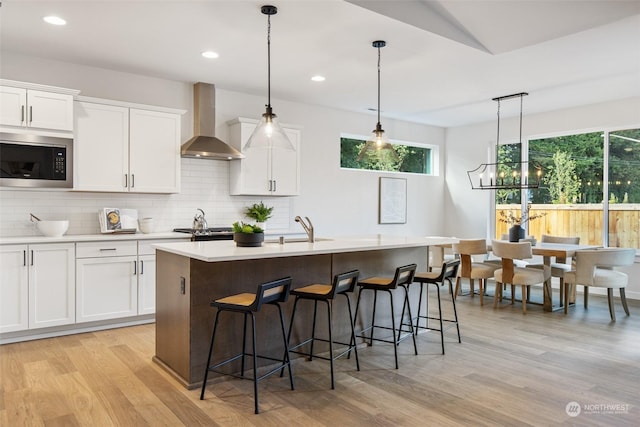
[139, 218, 154, 234]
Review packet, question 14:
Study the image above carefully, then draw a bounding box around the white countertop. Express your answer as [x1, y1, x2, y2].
[0, 232, 190, 245]
[153, 235, 458, 263]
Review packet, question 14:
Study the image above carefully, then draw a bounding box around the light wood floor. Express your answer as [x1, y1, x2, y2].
[2, 286, 639, 426]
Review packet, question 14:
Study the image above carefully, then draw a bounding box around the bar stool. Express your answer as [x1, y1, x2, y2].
[412, 259, 462, 355]
[200, 276, 294, 414]
[284, 270, 360, 389]
[354, 264, 417, 369]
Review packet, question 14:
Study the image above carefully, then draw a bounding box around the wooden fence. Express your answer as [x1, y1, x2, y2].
[496, 204, 640, 247]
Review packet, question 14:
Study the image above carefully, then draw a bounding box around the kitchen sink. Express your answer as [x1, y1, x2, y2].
[265, 237, 333, 243]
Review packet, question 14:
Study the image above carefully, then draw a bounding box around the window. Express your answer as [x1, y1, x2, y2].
[340, 136, 434, 174]
[494, 127, 640, 249]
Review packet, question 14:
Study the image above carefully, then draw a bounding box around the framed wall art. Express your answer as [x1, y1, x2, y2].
[379, 177, 407, 224]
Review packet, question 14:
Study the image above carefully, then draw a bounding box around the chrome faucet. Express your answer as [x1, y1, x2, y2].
[295, 216, 314, 243]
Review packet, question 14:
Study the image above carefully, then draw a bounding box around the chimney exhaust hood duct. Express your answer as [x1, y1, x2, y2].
[180, 82, 243, 160]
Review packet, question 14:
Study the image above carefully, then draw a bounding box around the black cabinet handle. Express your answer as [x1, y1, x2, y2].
[23, 250, 26, 266]
[21, 105, 25, 124]
[133, 261, 137, 275]
[140, 260, 144, 274]
[30, 250, 34, 266]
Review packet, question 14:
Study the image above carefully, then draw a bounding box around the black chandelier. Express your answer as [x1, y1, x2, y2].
[467, 92, 542, 190]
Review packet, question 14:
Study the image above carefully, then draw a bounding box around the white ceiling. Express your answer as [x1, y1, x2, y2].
[1, 0, 639, 127]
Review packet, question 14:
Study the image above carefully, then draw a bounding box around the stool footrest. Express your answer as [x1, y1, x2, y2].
[205, 352, 291, 382]
[290, 338, 357, 362]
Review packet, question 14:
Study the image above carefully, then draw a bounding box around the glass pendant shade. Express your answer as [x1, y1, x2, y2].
[357, 122, 398, 160]
[246, 107, 293, 150]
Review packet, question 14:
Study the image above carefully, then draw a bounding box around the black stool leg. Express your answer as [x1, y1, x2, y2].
[350, 289, 363, 359]
[369, 290, 378, 346]
[276, 303, 295, 391]
[251, 312, 259, 414]
[415, 283, 425, 334]
[386, 290, 399, 369]
[433, 283, 444, 355]
[241, 312, 248, 376]
[448, 278, 462, 343]
[344, 293, 360, 370]
[281, 297, 300, 378]
[325, 299, 335, 389]
[401, 285, 418, 355]
[310, 300, 319, 361]
[200, 309, 221, 400]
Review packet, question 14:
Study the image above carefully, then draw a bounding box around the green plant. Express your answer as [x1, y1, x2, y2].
[244, 201, 273, 222]
[232, 221, 264, 234]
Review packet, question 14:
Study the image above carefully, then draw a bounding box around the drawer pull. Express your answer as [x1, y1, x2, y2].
[99, 248, 117, 252]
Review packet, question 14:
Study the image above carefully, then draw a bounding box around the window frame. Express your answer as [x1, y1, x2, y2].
[339, 133, 439, 176]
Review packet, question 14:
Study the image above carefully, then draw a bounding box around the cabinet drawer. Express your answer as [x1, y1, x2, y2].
[76, 241, 137, 258]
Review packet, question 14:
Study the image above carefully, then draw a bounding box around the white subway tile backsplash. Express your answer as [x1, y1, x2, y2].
[0, 159, 292, 237]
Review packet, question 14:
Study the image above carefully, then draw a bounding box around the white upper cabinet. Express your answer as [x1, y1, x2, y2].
[0, 80, 78, 133]
[228, 117, 301, 196]
[74, 98, 183, 193]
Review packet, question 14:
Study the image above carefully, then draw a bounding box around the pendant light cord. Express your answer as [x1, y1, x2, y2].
[377, 44, 381, 126]
[496, 99, 501, 162]
[267, 13, 272, 109]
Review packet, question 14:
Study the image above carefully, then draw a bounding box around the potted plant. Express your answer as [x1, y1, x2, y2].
[498, 203, 546, 242]
[244, 201, 273, 230]
[232, 221, 265, 247]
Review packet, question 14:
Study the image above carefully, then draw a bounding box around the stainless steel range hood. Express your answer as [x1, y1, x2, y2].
[180, 82, 243, 160]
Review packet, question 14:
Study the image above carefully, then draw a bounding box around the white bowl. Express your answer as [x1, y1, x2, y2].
[37, 220, 69, 237]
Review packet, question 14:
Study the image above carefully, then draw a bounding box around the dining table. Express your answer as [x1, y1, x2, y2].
[530, 242, 601, 311]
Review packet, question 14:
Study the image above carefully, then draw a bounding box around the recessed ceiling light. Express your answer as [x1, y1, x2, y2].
[311, 75, 326, 82]
[43, 16, 66, 26]
[201, 51, 219, 59]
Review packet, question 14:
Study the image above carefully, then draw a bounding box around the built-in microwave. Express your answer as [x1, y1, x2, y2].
[0, 132, 73, 188]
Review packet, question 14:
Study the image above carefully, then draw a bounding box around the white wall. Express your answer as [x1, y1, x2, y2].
[0, 52, 446, 238]
[444, 96, 640, 299]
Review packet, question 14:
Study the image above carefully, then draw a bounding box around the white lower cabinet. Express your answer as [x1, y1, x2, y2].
[0, 243, 75, 333]
[76, 241, 138, 323]
[0, 245, 29, 333]
[137, 254, 156, 315]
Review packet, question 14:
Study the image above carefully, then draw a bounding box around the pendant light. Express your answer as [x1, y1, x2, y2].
[245, 5, 294, 151]
[467, 92, 542, 190]
[357, 40, 398, 161]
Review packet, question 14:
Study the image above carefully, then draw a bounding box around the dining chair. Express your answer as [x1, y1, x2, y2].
[563, 248, 635, 321]
[491, 240, 550, 313]
[452, 239, 499, 306]
[527, 234, 580, 307]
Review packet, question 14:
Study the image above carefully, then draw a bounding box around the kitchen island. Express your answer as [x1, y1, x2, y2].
[152, 235, 456, 389]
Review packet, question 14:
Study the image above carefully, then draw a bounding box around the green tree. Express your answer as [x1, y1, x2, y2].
[544, 151, 580, 204]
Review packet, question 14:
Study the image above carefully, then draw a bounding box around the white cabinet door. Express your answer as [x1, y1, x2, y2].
[0, 86, 27, 127]
[270, 127, 300, 195]
[228, 118, 301, 196]
[74, 101, 129, 192]
[27, 90, 74, 131]
[28, 243, 75, 329]
[76, 256, 138, 323]
[0, 245, 29, 333]
[0, 87, 73, 131]
[137, 254, 156, 315]
[129, 108, 181, 193]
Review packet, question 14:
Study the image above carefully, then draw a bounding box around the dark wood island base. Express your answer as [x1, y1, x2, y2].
[153, 246, 428, 389]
